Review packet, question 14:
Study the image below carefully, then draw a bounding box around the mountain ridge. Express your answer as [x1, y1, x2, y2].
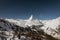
[0, 16, 60, 40]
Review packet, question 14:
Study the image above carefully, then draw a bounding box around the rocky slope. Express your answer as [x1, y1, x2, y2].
[0, 16, 60, 40]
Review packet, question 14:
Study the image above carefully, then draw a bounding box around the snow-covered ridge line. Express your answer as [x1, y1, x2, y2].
[0, 15, 60, 40]
[5, 15, 43, 27]
[5, 16, 60, 39]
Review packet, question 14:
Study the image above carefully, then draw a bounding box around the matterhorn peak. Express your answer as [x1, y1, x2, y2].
[28, 15, 33, 21]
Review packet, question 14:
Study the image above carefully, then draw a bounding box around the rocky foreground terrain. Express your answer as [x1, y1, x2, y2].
[0, 16, 60, 40]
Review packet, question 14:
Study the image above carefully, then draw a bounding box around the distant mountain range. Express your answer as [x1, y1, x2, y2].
[0, 15, 60, 40]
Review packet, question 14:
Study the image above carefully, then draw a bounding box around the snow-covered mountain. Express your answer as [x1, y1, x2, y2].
[5, 15, 43, 27]
[0, 15, 60, 40]
[41, 17, 60, 39]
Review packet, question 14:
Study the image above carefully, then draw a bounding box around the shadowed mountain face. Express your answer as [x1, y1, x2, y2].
[0, 17, 60, 40]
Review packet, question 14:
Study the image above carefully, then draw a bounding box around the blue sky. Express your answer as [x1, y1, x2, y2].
[0, 0, 60, 20]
